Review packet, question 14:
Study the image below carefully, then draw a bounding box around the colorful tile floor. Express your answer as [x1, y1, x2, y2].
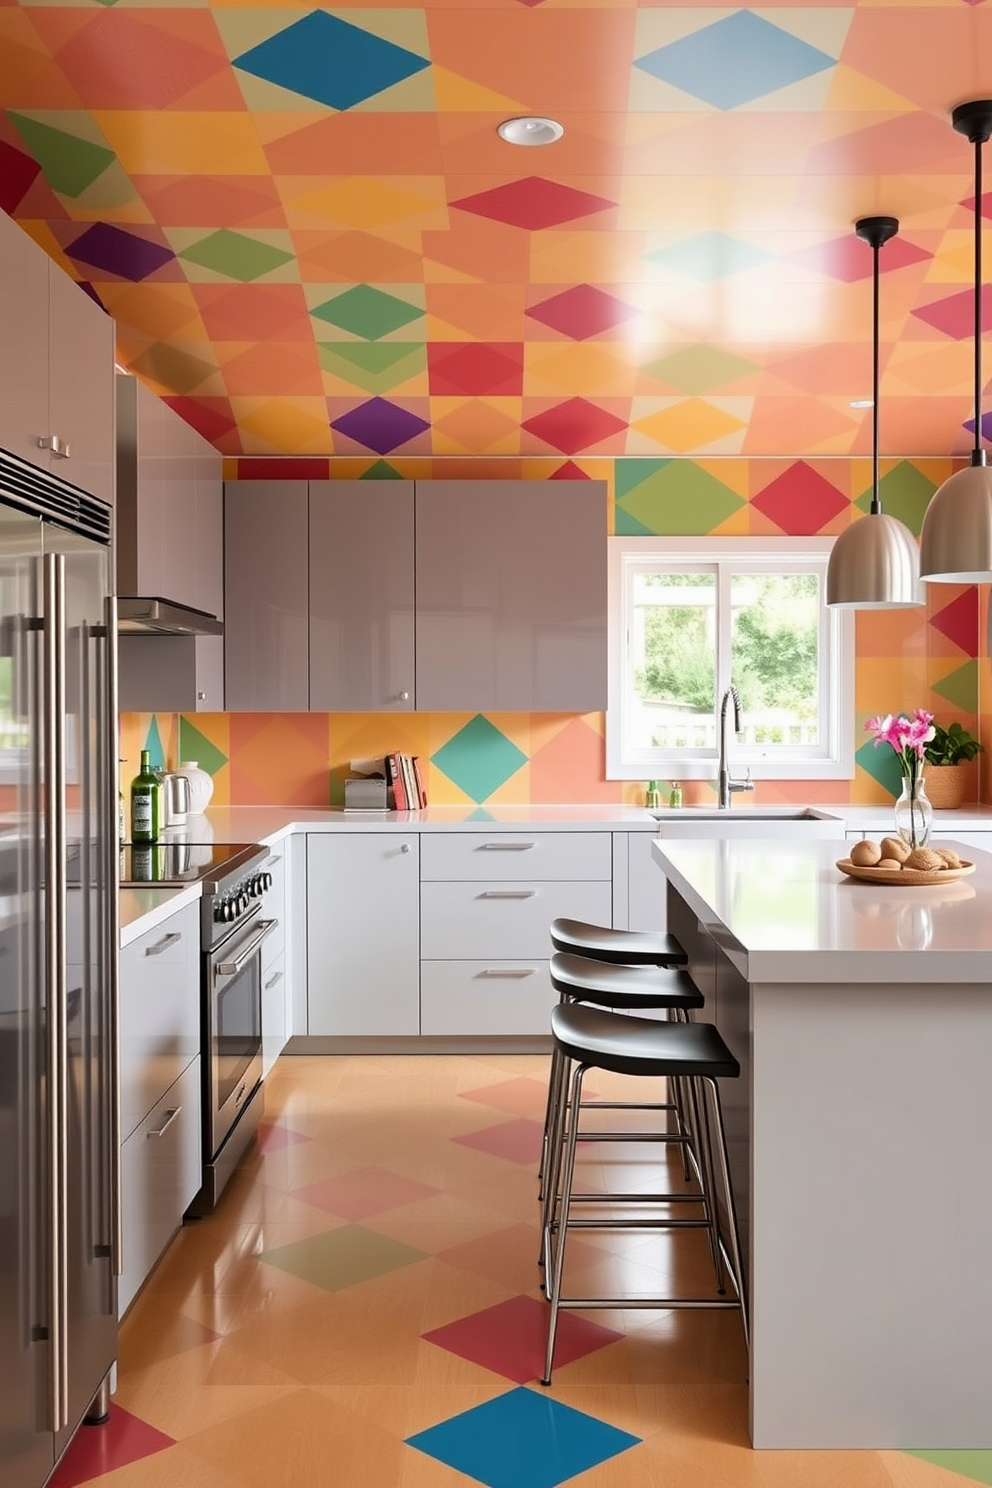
[53, 1054, 990, 1488]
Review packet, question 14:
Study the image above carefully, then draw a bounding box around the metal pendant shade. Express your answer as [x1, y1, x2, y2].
[920, 100, 992, 584]
[826, 217, 922, 608]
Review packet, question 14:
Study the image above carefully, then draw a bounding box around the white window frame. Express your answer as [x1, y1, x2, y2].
[606, 537, 854, 782]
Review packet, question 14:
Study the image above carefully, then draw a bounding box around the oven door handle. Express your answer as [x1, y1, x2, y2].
[215, 918, 278, 977]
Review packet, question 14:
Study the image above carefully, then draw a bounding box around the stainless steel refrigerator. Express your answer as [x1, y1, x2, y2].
[0, 452, 118, 1488]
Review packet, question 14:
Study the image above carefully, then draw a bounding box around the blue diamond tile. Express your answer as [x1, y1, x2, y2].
[405, 1386, 641, 1488]
[234, 12, 429, 112]
[432, 718, 527, 803]
[647, 232, 770, 282]
[635, 11, 834, 110]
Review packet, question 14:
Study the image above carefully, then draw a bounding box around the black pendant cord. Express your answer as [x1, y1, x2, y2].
[974, 131, 985, 465]
[870, 235, 882, 514]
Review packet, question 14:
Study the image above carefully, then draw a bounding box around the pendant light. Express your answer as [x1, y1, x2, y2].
[826, 217, 923, 607]
[919, 99, 992, 583]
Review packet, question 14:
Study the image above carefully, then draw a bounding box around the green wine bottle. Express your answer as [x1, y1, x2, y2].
[130, 749, 162, 843]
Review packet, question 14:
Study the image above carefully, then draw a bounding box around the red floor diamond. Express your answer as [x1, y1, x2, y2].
[49, 1406, 175, 1488]
[453, 1118, 545, 1165]
[423, 1294, 623, 1383]
[293, 1165, 439, 1219]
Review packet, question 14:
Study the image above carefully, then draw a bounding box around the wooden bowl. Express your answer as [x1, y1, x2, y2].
[835, 858, 975, 886]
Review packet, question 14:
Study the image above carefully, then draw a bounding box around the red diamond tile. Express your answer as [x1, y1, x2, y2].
[521, 398, 628, 454]
[550, 460, 592, 479]
[787, 234, 930, 283]
[913, 284, 992, 341]
[526, 285, 640, 340]
[161, 396, 237, 445]
[751, 461, 848, 535]
[293, 1166, 439, 1219]
[451, 177, 616, 231]
[257, 1121, 312, 1153]
[453, 1118, 545, 1165]
[423, 1294, 622, 1383]
[427, 342, 524, 395]
[0, 140, 42, 216]
[458, 1077, 551, 1116]
[930, 588, 979, 653]
[49, 1407, 175, 1488]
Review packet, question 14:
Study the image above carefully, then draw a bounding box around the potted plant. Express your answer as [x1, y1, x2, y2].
[923, 721, 984, 809]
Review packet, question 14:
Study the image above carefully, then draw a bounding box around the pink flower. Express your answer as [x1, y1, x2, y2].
[864, 710, 935, 776]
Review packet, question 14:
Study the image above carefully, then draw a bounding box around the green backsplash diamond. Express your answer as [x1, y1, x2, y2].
[615, 458, 744, 535]
[432, 717, 527, 804]
[311, 285, 423, 340]
[9, 114, 115, 198]
[179, 230, 294, 282]
[360, 460, 405, 479]
[640, 345, 757, 393]
[854, 461, 937, 536]
[178, 718, 227, 778]
[317, 341, 425, 392]
[932, 660, 978, 713]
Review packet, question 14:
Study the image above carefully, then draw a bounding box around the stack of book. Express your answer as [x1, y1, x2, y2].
[386, 752, 427, 811]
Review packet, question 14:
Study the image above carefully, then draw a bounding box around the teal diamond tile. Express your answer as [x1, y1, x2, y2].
[260, 1225, 427, 1292]
[855, 731, 902, 798]
[432, 717, 527, 803]
[312, 285, 423, 340]
[142, 716, 167, 771]
[179, 230, 294, 282]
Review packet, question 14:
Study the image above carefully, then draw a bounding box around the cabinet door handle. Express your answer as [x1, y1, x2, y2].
[145, 931, 181, 957]
[398, 690, 410, 702]
[264, 970, 284, 991]
[38, 434, 71, 459]
[479, 889, 536, 899]
[147, 1107, 182, 1139]
[399, 843, 411, 854]
[479, 842, 535, 852]
[478, 968, 536, 979]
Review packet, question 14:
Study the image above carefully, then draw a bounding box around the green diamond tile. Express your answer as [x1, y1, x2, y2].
[615, 459, 744, 535]
[906, 1451, 992, 1486]
[854, 460, 937, 536]
[260, 1225, 426, 1292]
[640, 345, 757, 393]
[311, 285, 423, 340]
[179, 230, 294, 283]
[932, 660, 978, 713]
[432, 717, 527, 803]
[178, 718, 228, 779]
[613, 507, 653, 535]
[8, 114, 115, 198]
[317, 341, 425, 392]
[360, 460, 405, 479]
[615, 457, 668, 501]
[129, 343, 218, 396]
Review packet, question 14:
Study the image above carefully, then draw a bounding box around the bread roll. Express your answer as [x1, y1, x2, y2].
[935, 848, 962, 869]
[876, 858, 903, 870]
[879, 836, 910, 863]
[904, 847, 944, 872]
[850, 839, 882, 866]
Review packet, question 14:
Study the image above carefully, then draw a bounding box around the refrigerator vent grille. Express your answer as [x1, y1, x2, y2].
[0, 450, 112, 544]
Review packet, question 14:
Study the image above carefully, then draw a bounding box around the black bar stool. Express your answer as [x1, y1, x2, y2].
[550, 917, 688, 968]
[540, 1001, 747, 1387]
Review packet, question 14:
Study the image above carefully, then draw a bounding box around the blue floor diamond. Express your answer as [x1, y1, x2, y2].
[404, 1385, 641, 1488]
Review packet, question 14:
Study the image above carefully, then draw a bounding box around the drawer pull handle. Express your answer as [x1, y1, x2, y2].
[478, 968, 535, 979]
[38, 434, 71, 459]
[147, 1107, 182, 1139]
[264, 970, 284, 991]
[145, 931, 181, 957]
[479, 889, 536, 899]
[479, 842, 535, 852]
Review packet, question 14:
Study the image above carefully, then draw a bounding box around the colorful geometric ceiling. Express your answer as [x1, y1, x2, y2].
[4, 1, 992, 460]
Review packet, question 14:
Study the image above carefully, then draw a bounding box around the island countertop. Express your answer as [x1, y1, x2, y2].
[651, 834, 992, 984]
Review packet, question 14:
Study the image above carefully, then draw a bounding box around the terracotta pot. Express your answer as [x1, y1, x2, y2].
[922, 763, 967, 810]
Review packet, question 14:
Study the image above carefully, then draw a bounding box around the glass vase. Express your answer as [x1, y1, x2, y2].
[894, 773, 932, 849]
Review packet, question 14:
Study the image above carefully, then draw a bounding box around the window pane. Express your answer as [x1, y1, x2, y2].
[730, 573, 820, 747]
[631, 572, 716, 750]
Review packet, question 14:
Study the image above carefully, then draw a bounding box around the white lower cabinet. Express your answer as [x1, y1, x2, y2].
[618, 830, 669, 932]
[420, 961, 555, 1036]
[307, 833, 420, 1035]
[260, 846, 289, 1075]
[118, 900, 201, 1315]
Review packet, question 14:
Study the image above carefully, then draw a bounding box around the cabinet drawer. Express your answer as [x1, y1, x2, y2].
[119, 901, 200, 1142]
[118, 1057, 201, 1317]
[420, 880, 612, 960]
[261, 952, 288, 1077]
[420, 831, 612, 882]
[421, 961, 556, 1036]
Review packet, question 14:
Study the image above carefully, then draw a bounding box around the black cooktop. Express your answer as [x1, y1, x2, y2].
[120, 841, 258, 887]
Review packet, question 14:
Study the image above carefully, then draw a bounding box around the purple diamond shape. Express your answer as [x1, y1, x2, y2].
[67, 224, 174, 282]
[331, 397, 429, 453]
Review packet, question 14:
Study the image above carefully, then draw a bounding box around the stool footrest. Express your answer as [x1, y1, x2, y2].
[550, 1295, 740, 1311]
[562, 1215, 712, 1230]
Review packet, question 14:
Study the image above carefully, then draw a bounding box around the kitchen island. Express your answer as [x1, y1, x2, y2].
[652, 834, 992, 1450]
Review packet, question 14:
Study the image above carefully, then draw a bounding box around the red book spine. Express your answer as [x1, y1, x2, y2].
[389, 753, 407, 811]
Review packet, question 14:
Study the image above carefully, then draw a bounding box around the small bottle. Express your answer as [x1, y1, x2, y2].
[130, 749, 163, 843]
[669, 781, 683, 810]
[645, 779, 661, 809]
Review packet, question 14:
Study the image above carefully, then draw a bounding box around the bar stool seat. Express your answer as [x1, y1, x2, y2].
[540, 1001, 747, 1386]
[550, 917, 687, 968]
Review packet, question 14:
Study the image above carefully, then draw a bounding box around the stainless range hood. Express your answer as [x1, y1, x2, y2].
[117, 596, 224, 636]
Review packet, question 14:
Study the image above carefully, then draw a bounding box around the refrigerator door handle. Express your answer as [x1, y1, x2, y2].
[105, 597, 122, 1279]
[43, 552, 69, 1431]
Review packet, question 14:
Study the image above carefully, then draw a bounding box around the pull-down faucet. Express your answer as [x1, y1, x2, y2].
[718, 685, 755, 809]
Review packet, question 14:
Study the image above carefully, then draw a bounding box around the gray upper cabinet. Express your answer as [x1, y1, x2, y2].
[308, 480, 415, 711]
[224, 481, 309, 710]
[415, 480, 607, 712]
[0, 209, 115, 506]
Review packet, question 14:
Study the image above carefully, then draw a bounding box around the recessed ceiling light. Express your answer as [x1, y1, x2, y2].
[849, 398, 874, 409]
[497, 116, 564, 147]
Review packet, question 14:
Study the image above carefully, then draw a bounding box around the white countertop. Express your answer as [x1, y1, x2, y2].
[652, 834, 992, 984]
[119, 881, 201, 947]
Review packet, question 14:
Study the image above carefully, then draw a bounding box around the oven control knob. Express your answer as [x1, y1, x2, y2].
[239, 893, 250, 914]
[263, 872, 273, 891]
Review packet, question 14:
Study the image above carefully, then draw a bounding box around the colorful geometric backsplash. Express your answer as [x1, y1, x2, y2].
[121, 454, 986, 809]
[5, 1, 992, 459]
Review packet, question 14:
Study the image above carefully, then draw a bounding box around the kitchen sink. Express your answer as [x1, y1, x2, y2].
[651, 808, 830, 822]
[650, 806, 843, 838]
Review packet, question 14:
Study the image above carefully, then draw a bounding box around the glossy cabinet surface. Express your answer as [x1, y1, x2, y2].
[0, 209, 115, 504]
[225, 480, 309, 710]
[260, 847, 289, 1076]
[308, 479, 415, 711]
[307, 834, 420, 1035]
[415, 479, 608, 711]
